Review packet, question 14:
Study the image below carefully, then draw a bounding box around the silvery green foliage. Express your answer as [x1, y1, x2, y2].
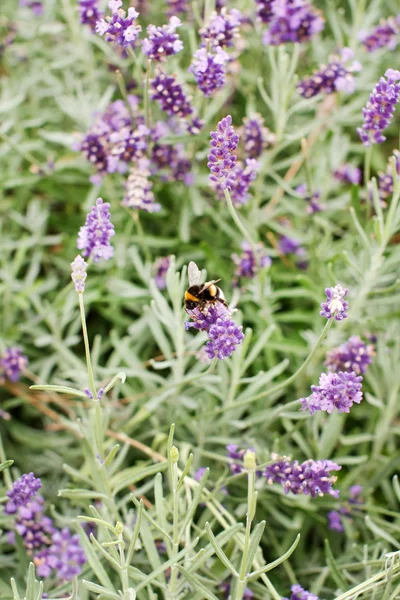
[2, 0, 400, 599]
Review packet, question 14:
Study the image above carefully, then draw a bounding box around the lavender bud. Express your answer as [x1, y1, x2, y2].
[153, 256, 171, 290]
[96, 0, 141, 48]
[207, 115, 239, 191]
[320, 284, 348, 320]
[122, 165, 161, 213]
[5, 473, 42, 514]
[77, 198, 115, 262]
[357, 69, 400, 146]
[0, 347, 28, 382]
[71, 255, 88, 294]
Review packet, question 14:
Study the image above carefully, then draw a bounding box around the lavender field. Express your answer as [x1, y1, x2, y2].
[1, 0, 400, 598]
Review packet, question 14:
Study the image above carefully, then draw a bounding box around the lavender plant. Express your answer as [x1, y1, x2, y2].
[2, 0, 400, 599]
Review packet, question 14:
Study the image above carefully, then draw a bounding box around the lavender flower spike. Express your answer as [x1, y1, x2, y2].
[142, 17, 183, 62]
[262, 0, 325, 46]
[96, 0, 141, 48]
[357, 69, 400, 146]
[186, 303, 244, 360]
[0, 347, 28, 382]
[77, 198, 115, 262]
[71, 255, 88, 293]
[208, 115, 239, 191]
[151, 72, 193, 119]
[320, 284, 348, 320]
[46, 528, 86, 581]
[79, 0, 102, 31]
[300, 370, 363, 414]
[264, 455, 341, 498]
[5, 473, 42, 514]
[360, 16, 400, 53]
[153, 256, 171, 290]
[189, 47, 229, 97]
[122, 164, 160, 213]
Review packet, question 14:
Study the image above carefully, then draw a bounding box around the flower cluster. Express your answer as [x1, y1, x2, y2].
[37, 528, 86, 581]
[325, 336, 374, 375]
[208, 115, 239, 191]
[151, 139, 192, 183]
[189, 47, 229, 97]
[378, 150, 400, 202]
[151, 72, 193, 119]
[232, 241, 271, 286]
[283, 585, 319, 600]
[70, 255, 88, 294]
[295, 184, 324, 214]
[77, 198, 115, 262]
[95, 0, 141, 47]
[5, 473, 42, 514]
[122, 164, 160, 212]
[226, 444, 246, 474]
[0, 347, 28, 382]
[360, 16, 400, 53]
[142, 17, 183, 61]
[242, 114, 276, 159]
[357, 69, 400, 146]
[13, 497, 55, 552]
[264, 456, 341, 498]
[300, 371, 363, 414]
[333, 163, 361, 185]
[200, 8, 242, 49]
[262, 0, 325, 46]
[328, 485, 363, 532]
[153, 256, 171, 290]
[297, 48, 361, 98]
[78, 0, 102, 31]
[185, 303, 244, 360]
[320, 284, 348, 320]
[19, 0, 43, 16]
[255, 0, 274, 24]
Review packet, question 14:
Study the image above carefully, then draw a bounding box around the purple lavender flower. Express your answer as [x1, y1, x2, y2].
[278, 235, 308, 268]
[325, 336, 374, 375]
[5, 473, 42, 514]
[19, 0, 43, 16]
[220, 581, 254, 598]
[151, 72, 193, 119]
[262, 0, 325, 46]
[333, 163, 361, 185]
[349, 485, 363, 504]
[264, 455, 341, 498]
[78, 0, 102, 31]
[283, 584, 319, 600]
[77, 198, 115, 262]
[295, 184, 324, 214]
[194, 467, 207, 481]
[328, 510, 344, 532]
[122, 164, 160, 212]
[300, 371, 363, 415]
[150, 141, 192, 184]
[360, 16, 400, 53]
[0, 347, 28, 382]
[225, 159, 259, 205]
[232, 241, 271, 286]
[320, 284, 348, 320]
[200, 8, 243, 49]
[70, 255, 88, 294]
[207, 115, 239, 191]
[255, 0, 274, 24]
[242, 114, 276, 159]
[166, 0, 188, 17]
[153, 256, 171, 290]
[297, 48, 361, 98]
[45, 528, 86, 581]
[185, 303, 244, 360]
[378, 150, 400, 202]
[108, 123, 149, 173]
[14, 497, 55, 552]
[226, 444, 246, 474]
[357, 69, 400, 146]
[142, 17, 183, 62]
[189, 47, 229, 97]
[96, 0, 141, 47]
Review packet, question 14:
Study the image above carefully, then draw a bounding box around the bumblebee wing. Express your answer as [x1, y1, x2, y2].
[199, 279, 221, 293]
[188, 261, 202, 286]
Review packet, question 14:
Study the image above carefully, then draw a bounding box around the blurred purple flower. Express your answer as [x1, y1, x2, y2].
[122, 164, 160, 212]
[96, 0, 141, 47]
[153, 256, 171, 290]
[194, 467, 207, 481]
[1, 347, 28, 382]
[264, 456, 341, 498]
[226, 444, 246, 474]
[232, 241, 271, 286]
[45, 528, 86, 581]
[328, 485, 363, 532]
[297, 47, 361, 98]
[151, 72, 193, 119]
[357, 69, 400, 146]
[300, 370, 363, 415]
[78, 0, 102, 31]
[6, 473, 42, 515]
[328, 510, 344, 532]
[208, 115, 239, 191]
[283, 584, 319, 600]
[378, 149, 400, 202]
[19, 0, 43, 16]
[360, 16, 400, 53]
[320, 284, 348, 320]
[77, 198, 115, 262]
[166, 0, 188, 17]
[14, 497, 55, 553]
[142, 17, 183, 61]
[185, 303, 244, 360]
[189, 47, 229, 96]
[255, 0, 274, 24]
[220, 581, 254, 598]
[225, 159, 259, 205]
[295, 184, 324, 214]
[242, 114, 276, 159]
[325, 336, 374, 375]
[151, 140, 192, 184]
[71, 255, 88, 294]
[333, 163, 361, 185]
[262, 0, 324, 46]
[200, 8, 243, 49]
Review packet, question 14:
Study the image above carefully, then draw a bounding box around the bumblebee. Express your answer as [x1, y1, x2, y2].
[184, 261, 228, 311]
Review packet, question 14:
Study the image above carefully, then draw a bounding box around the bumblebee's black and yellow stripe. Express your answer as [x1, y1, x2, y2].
[184, 282, 227, 311]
